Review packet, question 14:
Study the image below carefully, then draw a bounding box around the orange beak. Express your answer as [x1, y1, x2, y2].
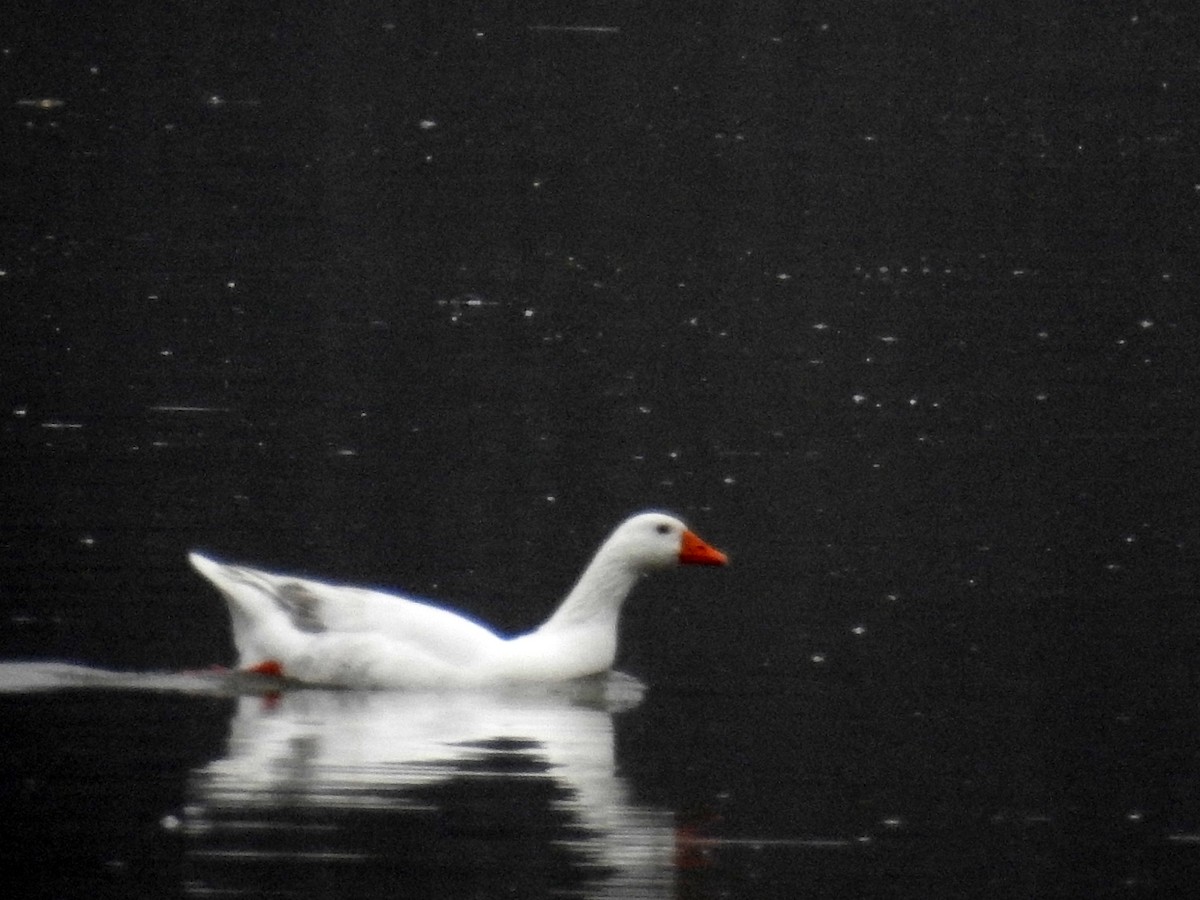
[678, 529, 729, 566]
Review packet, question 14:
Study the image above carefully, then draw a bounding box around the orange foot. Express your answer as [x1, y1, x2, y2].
[244, 659, 285, 678]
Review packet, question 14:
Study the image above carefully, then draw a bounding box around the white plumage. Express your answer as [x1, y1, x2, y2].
[189, 511, 727, 688]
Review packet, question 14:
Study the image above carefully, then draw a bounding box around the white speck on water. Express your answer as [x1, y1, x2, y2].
[1138, 319, 1154, 329]
[13, 407, 26, 417]
[881, 817, 904, 829]
[810, 653, 826, 664]
[225, 280, 236, 289]
[852, 394, 867, 405]
[879, 335, 898, 344]
[545, 495, 557, 503]
[813, 322, 829, 331]
[637, 405, 651, 414]
[1167, 833, 1200, 843]
[852, 625, 867, 636]
[528, 24, 621, 35]
[722, 476, 736, 485]
[160, 815, 181, 831]
[418, 119, 438, 130]
[80, 536, 96, 547]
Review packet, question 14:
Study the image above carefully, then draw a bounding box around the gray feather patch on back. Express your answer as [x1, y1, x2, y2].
[272, 582, 328, 633]
[217, 564, 328, 634]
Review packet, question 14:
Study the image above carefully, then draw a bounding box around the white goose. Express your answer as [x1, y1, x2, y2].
[188, 511, 727, 689]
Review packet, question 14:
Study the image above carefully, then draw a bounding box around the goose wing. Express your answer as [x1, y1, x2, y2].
[189, 553, 503, 667]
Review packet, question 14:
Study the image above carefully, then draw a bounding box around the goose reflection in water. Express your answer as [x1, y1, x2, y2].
[183, 676, 679, 899]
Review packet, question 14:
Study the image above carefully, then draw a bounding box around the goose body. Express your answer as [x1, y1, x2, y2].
[189, 512, 727, 689]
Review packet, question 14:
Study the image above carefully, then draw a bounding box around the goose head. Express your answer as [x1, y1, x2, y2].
[604, 512, 729, 571]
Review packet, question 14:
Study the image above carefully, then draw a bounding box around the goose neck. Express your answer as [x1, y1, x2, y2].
[540, 551, 640, 633]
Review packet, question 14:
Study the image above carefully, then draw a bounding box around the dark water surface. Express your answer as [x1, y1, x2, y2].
[3, 2, 1200, 897]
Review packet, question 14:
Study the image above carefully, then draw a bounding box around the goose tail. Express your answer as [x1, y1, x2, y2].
[188, 551, 305, 667]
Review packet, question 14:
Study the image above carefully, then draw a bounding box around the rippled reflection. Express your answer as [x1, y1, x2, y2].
[183, 675, 676, 898]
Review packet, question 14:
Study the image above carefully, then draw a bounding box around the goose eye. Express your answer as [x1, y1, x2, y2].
[655, 523, 671, 535]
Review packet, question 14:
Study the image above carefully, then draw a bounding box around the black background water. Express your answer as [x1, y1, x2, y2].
[3, 2, 1200, 897]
